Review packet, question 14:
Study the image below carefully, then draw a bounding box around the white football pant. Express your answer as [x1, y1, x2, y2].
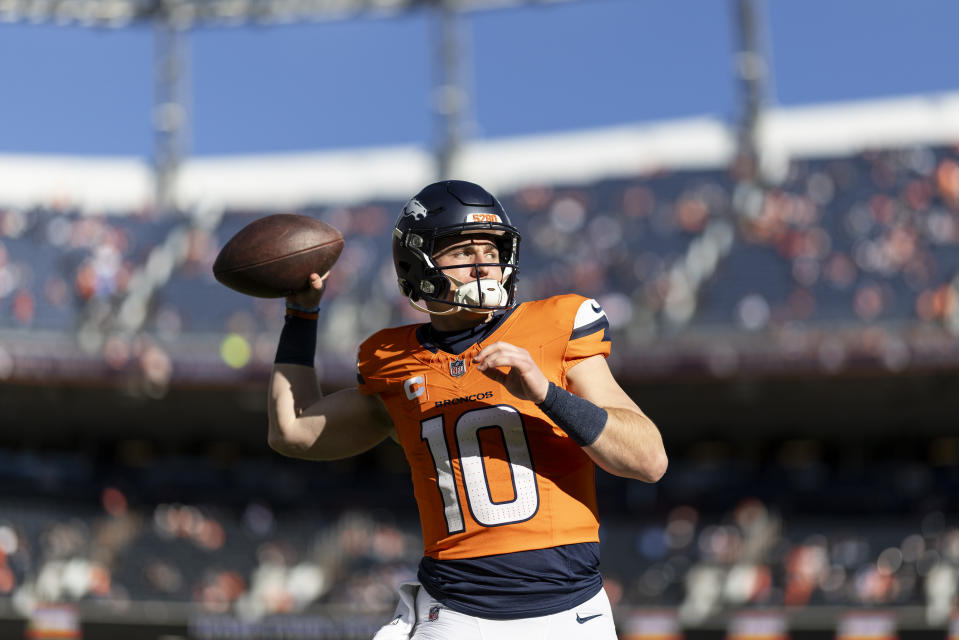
[372, 582, 617, 640]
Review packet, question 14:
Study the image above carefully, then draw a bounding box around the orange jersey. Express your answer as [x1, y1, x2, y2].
[357, 294, 611, 560]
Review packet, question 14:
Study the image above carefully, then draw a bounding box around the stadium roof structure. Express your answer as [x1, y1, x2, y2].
[0, 0, 574, 26]
[0, 0, 585, 213]
[2, 91, 959, 212]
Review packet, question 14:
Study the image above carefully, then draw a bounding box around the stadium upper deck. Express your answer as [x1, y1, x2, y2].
[1, 94, 959, 388]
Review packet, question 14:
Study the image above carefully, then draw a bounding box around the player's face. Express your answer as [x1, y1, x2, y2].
[432, 234, 504, 297]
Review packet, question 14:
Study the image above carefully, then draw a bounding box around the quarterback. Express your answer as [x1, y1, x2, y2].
[267, 180, 668, 639]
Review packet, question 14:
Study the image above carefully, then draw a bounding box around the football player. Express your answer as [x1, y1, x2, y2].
[268, 180, 667, 639]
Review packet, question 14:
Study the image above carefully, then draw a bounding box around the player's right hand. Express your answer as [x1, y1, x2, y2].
[286, 272, 327, 309]
[473, 341, 550, 404]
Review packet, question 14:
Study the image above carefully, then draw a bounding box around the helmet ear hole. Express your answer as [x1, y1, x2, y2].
[427, 275, 451, 300]
[397, 279, 415, 299]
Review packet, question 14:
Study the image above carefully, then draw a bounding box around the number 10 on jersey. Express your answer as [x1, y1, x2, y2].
[420, 405, 540, 533]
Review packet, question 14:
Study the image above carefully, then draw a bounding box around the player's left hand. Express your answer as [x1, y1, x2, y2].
[473, 341, 550, 403]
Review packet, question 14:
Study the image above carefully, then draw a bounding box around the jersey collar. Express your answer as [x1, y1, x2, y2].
[416, 305, 520, 355]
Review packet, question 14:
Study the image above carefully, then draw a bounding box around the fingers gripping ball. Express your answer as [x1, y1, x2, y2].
[213, 214, 344, 298]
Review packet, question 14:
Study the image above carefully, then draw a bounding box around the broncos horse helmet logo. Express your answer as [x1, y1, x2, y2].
[402, 198, 428, 220]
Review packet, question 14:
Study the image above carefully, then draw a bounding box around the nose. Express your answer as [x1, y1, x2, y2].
[470, 258, 490, 279]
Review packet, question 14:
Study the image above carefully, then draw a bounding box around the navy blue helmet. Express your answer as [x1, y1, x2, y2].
[392, 180, 521, 312]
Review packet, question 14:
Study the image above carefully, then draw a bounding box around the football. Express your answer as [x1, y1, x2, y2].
[213, 214, 344, 298]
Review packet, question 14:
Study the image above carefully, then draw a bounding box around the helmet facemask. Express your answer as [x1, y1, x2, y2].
[395, 224, 521, 316]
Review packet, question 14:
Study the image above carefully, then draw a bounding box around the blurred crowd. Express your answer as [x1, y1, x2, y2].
[0, 439, 956, 626]
[613, 502, 958, 625]
[0, 210, 174, 330]
[2, 144, 958, 634]
[1, 143, 959, 387]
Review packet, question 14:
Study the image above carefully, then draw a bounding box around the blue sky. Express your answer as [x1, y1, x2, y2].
[0, 0, 956, 156]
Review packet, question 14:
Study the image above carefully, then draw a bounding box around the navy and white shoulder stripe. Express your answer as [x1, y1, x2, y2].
[571, 298, 610, 341]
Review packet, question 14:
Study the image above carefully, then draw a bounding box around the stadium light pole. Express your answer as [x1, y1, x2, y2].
[731, 0, 769, 182]
[153, 12, 190, 216]
[433, 0, 468, 180]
